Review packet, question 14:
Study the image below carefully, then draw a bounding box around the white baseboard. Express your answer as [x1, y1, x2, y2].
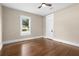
[43, 36, 79, 47]
[2, 36, 79, 47]
[2, 36, 43, 45]
[53, 38, 79, 47]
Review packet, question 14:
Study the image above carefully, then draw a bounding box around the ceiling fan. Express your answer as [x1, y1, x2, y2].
[38, 3, 52, 9]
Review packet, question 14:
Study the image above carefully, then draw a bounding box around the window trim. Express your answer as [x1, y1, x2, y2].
[20, 15, 31, 36]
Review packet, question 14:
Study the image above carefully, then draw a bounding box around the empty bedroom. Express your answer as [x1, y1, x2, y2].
[0, 3, 79, 56]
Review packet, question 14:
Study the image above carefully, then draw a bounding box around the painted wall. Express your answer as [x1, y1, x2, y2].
[0, 5, 2, 50]
[2, 6, 43, 42]
[54, 4, 79, 44]
[42, 17, 46, 37]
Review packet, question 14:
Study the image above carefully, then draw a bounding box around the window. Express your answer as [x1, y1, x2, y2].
[20, 15, 31, 36]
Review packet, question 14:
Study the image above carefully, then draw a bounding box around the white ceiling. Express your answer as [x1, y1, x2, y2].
[2, 3, 73, 16]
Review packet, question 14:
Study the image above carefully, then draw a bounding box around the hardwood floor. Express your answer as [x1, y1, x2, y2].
[1, 38, 79, 56]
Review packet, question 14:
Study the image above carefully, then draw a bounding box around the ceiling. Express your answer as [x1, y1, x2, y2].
[2, 3, 73, 16]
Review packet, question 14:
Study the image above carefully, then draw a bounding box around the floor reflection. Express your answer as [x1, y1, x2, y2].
[1, 38, 79, 56]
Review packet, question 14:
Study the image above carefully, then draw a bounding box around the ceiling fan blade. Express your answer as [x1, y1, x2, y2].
[45, 4, 52, 6]
[38, 5, 42, 8]
[38, 3, 43, 8]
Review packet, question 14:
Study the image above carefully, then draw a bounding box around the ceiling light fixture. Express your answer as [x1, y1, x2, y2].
[38, 3, 52, 9]
[42, 4, 47, 7]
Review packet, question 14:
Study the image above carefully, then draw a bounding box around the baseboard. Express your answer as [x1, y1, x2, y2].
[2, 36, 43, 45]
[43, 36, 79, 47]
[53, 38, 79, 47]
[3, 36, 79, 47]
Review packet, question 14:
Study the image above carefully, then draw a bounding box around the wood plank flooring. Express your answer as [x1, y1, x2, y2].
[1, 38, 79, 56]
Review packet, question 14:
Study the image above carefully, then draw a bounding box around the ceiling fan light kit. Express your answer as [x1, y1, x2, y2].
[38, 3, 52, 9]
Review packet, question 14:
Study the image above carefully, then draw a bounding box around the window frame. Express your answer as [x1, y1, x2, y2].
[20, 15, 31, 36]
